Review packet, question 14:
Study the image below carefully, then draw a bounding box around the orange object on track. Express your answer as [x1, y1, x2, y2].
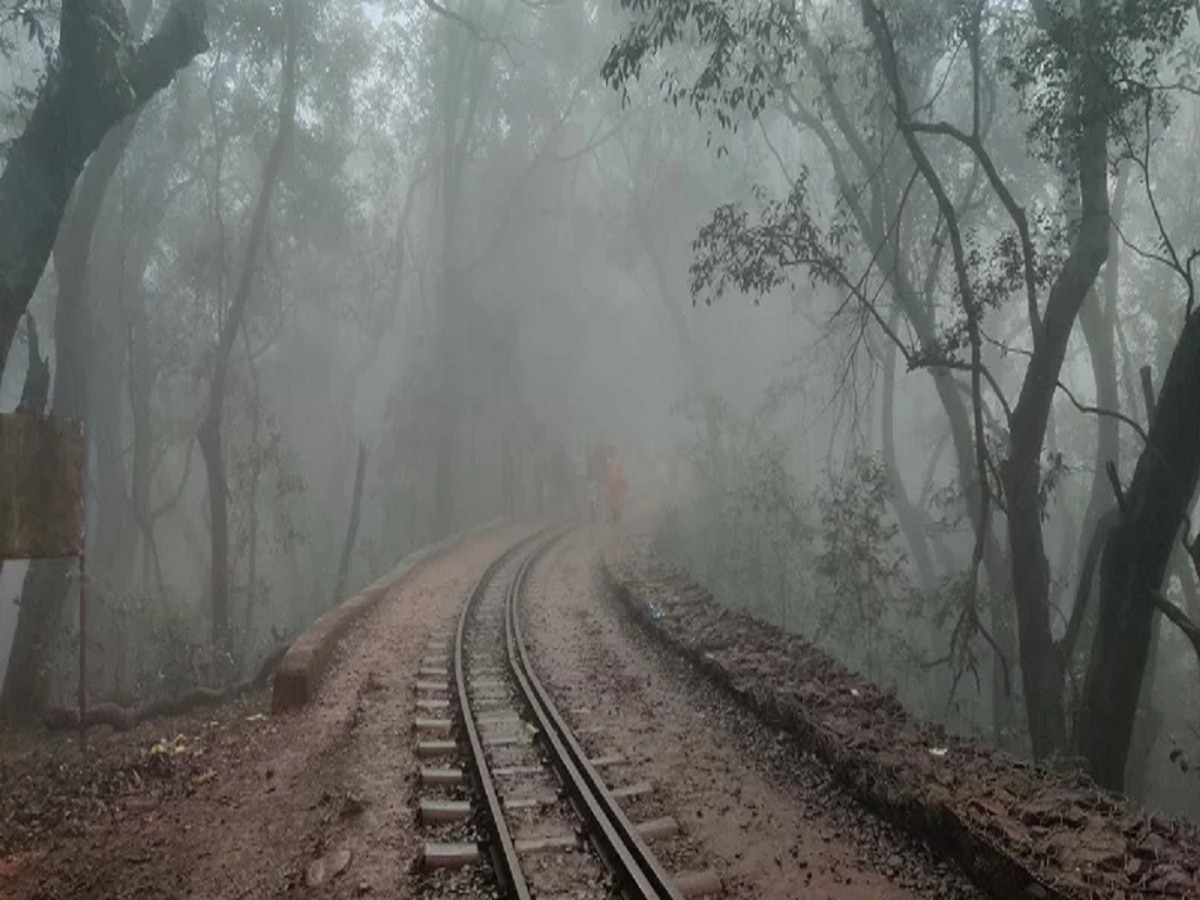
[604, 453, 627, 523]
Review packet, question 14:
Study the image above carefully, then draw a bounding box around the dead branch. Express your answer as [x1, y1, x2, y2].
[1152, 592, 1200, 668]
[422, 0, 497, 44]
[1054, 378, 1150, 445]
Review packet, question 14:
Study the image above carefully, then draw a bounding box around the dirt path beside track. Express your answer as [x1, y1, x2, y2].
[523, 528, 983, 899]
[0, 525, 526, 900]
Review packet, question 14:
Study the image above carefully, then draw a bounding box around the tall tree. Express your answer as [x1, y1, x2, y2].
[427, 1, 503, 537]
[0, 0, 208, 718]
[197, 0, 297, 657]
[1075, 100, 1200, 788]
[0, 0, 207, 375]
[604, 0, 1194, 761]
[606, 0, 1025, 741]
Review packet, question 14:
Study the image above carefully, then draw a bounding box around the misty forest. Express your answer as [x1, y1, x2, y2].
[5, 0, 1200, 871]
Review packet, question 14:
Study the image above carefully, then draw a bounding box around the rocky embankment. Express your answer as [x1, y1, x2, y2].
[601, 539, 1200, 899]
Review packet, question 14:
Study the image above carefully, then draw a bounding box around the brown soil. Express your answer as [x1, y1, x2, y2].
[524, 528, 983, 899]
[0, 524, 526, 900]
[601, 530, 1200, 899]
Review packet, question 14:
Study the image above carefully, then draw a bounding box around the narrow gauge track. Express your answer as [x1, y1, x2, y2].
[443, 526, 688, 899]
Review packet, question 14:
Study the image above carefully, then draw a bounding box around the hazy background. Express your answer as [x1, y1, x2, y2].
[2, 0, 1199, 822]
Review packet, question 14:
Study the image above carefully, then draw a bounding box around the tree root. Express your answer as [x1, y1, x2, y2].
[42, 643, 288, 732]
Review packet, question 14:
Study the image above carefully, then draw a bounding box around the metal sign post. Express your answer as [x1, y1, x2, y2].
[78, 535, 87, 742]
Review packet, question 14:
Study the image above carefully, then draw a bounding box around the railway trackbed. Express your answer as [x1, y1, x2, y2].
[412, 527, 720, 899]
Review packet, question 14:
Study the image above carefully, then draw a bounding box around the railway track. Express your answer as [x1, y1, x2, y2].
[415, 527, 719, 898]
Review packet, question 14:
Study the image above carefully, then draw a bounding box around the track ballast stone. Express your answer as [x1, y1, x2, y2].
[601, 539, 1200, 899]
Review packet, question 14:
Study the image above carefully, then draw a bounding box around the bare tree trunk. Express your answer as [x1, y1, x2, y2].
[3, 160, 123, 717]
[629, 175, 726, 482]
[127, 287, 158, 587]
[1076, 309, 1200, 789]
[198, 5, 296, 657]
[1073, 171, 1126, 591]
[89, 252, 139, 590]
[429, 11, 495, 538]
[784, 21, 1023, 743]
[63, 1, 157, 590]
[0, 0, 206, 375]
[431, 308, 462, 536]
[865, 0, 1111, 762]
[237, 327, 269, 633]
[120, 129, 194, 597]
[881, 313, 937, 589]
[996, 26, 1109, 763]
[431, 23, 470, 539]
[332, 442, 369, 604]
[1125, 613, 1163, 800]
[0, 0, 204, 720]
[502, 434, 515, 518]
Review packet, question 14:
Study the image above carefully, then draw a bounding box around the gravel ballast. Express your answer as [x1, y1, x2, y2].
[528, 530, 983, 898]
[601, 538, 1200, 899]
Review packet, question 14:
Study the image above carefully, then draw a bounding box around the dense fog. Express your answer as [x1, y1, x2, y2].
[3, 0, 1200, 821]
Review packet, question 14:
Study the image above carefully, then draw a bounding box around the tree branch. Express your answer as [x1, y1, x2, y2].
[1055, 379, 1150, 445]
[0, 0, 208, 375]
[1152, 591, 1200, 668]
[904, 118, 1041, 342]
[862, 0, 999, 622]
[422, 0, 491, 43]
[127, 0, 209, 102]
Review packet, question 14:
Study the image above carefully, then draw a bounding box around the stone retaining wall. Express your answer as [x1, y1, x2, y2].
[271, 519, 502, 713]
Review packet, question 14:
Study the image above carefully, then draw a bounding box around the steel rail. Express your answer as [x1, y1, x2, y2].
[506, 527, 684, 900]
[454, 529, 547, 900]
[456, 525, 682, 899]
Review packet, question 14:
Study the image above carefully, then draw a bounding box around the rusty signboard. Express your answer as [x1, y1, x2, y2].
[0, 413, 85, 559]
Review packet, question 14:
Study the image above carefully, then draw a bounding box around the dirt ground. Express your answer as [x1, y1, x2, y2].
[523, 528, 983, 899]
[602, 527, 1200, 899]
[0, 524, 525, 900]
[17, 518, 1150, 899]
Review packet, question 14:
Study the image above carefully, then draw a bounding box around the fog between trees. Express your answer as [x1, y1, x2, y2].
[3, 0, 1200, 819]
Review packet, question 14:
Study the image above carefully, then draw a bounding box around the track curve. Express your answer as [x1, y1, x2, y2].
[454, 526, 685, 899]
